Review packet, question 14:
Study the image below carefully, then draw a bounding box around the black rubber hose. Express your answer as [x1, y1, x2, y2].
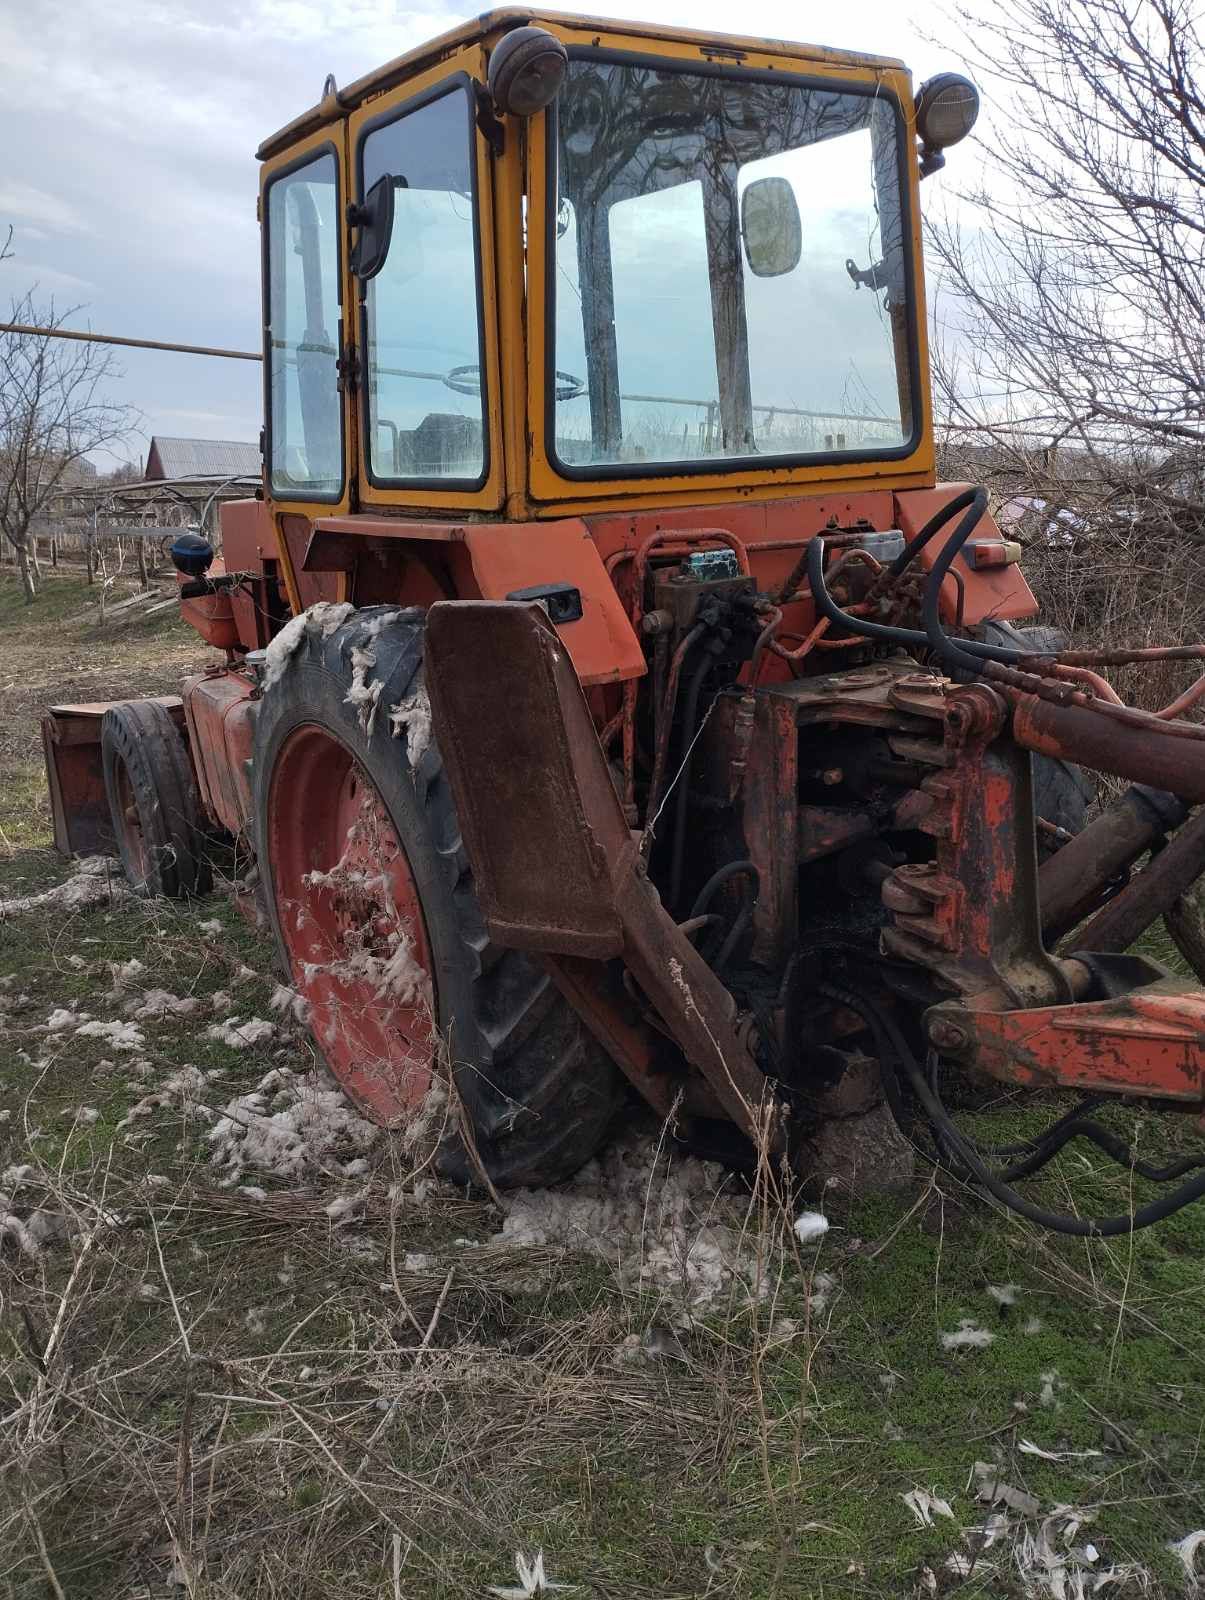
[690, 859, 760, 919]
[842, 985, 1205, 1237]
[670, 647, 715, 911]
[889, 486, 981, 577]
[920, 490, 1005, 676]
[713, 899, 754, 972]
[806, 492, 1031, 668]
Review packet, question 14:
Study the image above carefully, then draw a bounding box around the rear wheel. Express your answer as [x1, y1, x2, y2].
[252, 605, 625, 1186]
[100, 700, 212, 898]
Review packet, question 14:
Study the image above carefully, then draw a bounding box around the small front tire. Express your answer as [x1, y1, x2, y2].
[100, 700, 212, 898]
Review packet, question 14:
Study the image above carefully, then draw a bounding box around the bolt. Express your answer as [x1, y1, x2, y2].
[821, 767, 843, 786]
[928, 1018, 969, 1051]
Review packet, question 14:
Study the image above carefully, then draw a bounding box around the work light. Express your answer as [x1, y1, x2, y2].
[487, 26, 568, 118]
[914, 72, 980, 173]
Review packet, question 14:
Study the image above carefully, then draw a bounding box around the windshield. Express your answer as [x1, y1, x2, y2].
[550, 58, 915, 472]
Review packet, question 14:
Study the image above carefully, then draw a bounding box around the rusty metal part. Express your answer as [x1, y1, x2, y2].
[1047, 662, 1124, 704]
[880, 680, 1073, 1010]
[641, 622, 707, 835]
[542, 953, 690, 1121]
[1012, 693, 1205, 803]
[797, 805, 876, 864]
[927, 980, 1205, 1103]
[183, 669, 259, 836]
[1076, 804, 1205, 955]
[616, 527, 753, 814]
[42, 698, 187, 858]
[1157, 673, 1205, 720]
[424, 599, 784, 1154]
[1038, 785, 1189, 942]
[1058, 645, 1205, 668]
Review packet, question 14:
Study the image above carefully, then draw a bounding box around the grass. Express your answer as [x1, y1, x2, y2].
[2, 568, 1205, 1598]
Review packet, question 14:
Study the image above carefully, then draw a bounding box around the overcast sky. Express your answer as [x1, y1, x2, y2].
[0, 0, 959, 471]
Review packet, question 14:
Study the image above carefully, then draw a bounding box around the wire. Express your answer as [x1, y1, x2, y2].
[825, 981, 1205, 1237]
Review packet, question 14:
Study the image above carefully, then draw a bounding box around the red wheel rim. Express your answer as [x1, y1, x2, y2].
[114, 757, 149, 883]
[266, 724, 435, 1123]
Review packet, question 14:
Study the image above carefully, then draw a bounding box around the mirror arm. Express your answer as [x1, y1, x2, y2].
[475, 86, 506, 158]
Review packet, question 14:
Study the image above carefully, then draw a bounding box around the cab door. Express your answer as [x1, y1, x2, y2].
[260, 124, 355, 612]
[347, 50, 505, 515]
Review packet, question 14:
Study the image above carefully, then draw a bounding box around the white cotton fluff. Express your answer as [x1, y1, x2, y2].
[0, 857, 132, 918]
[941, 1319, 995, 1350]
[388, 685, 433, 767]
[129, 989, 200, 1020]
[269, 984, 311, 1026]
[491, 1131, 789, 1314]
[793, 1210, 830, 1244]
[108, 958, 146, 992]
[197, 918, 223, 936]
[344, 644, 384, 736]
[45, 1008, 88, 1031]
[76, 1019, 146, 1052]
[205, 1017, 275, 1050]
[206, 1065, 378, 1185]
[987, 1283, 1020, 1307]
[117, 1066, 209, 1130]
[260, 601, 355, 692]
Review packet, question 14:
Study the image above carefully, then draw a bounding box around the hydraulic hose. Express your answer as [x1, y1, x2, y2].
[805, 495, 1031, 668]
[919, 488, 1004, 676]
[889, 486, 981, 577]
[829, 982, 1205, 1237]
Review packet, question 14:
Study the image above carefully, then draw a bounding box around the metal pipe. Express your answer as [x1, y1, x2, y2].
[1076, 804, 1205, 954]
[1038, 785, 1189, 942]
[1013, 694, 1205, 802]
[0, 321, 261, 361]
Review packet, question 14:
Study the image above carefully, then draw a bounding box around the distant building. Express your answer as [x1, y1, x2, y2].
[144, 435, 260, 481]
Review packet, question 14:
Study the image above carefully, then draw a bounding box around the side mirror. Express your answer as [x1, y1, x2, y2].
[349, 173, 398, 281]
[741, 177, 802, 279]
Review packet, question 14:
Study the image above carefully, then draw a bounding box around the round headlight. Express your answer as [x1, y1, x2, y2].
[487, 26, 568, 118]
[915, 72, 980, 151]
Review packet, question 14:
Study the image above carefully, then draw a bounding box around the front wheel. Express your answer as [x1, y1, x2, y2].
[251, 605, 625, 1186]
[100, 700, 212, 898]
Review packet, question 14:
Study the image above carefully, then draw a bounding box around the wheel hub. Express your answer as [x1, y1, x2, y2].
[266, 725, 436, 1124]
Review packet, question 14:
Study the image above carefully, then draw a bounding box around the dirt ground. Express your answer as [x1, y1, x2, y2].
[2, 570, 1204, 1599]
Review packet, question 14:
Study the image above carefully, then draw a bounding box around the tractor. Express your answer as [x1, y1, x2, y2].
[42, 9, 1205, 1233]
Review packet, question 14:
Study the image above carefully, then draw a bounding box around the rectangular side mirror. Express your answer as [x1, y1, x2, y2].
[349, 173, 399, 281]
[741, 176, 802, 278]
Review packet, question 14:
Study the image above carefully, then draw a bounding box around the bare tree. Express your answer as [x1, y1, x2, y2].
[0, 293, 135, 602]
[929, 0, 1205, 526]
[926, 0, 1205, 698]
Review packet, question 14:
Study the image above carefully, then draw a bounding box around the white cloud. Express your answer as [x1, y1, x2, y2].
[0, 182, 91, 234]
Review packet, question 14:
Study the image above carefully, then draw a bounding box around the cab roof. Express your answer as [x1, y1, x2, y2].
[257, 7, 907, 160]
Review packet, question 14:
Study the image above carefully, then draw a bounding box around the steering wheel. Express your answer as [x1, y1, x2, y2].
[443, 364, 585, 402]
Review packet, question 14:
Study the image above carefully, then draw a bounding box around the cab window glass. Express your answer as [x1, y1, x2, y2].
[266, 152, 343, 498]
[552, 60, 913, 471]
[360, 88, 486, 485]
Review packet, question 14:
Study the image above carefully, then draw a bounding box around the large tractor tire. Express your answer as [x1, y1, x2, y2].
[252, 605, 626, 1187]
[100, 700, 212, 898]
